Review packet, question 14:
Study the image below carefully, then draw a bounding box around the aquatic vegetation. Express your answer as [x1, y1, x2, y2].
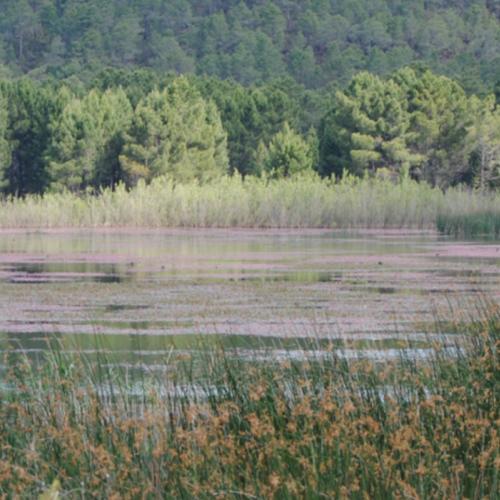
[435, 186, 500, 238]
[0, 303, 498, 498]
[0, 173, 499, 233]
[437, 210, 500, 238]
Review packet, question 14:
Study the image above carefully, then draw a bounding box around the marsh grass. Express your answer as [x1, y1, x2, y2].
[0, 173, 498, 231]
[437, 210, 500, 238]
[0, 303, 498, 498]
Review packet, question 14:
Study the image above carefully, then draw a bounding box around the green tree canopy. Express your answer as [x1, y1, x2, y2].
[256, 122, 315, 178]
[392, 67, 474, 187]
[320, 67, 491, 188]
[466, 96, 500, 190]
[0, 80, 59, 195]
[193, 77, 298, 176]
[319, 71, 420, 178]
[0, 0, 498, 93]
[0, 88, 10, 191]
[119, 77, 229, 185]
[47, 88, 133, 192]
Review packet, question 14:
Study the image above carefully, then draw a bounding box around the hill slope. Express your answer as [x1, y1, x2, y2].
[0, 0, 499, 92]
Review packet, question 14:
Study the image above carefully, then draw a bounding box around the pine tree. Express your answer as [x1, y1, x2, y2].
[0, 80, 59, 195]
[0, 88, 11, 191]
[258, 123, 314, 178]
[47, 88, 133, 192]
[392, 67, 473, 187]
[466, 96, 500, 190]
[119, 77, 229, 185]
[319, 71, 419, 177]
[192, 78, 298, 176]
[319, 67, 488, 187]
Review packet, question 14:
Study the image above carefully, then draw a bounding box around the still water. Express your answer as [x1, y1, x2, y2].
[0, 229, 498, 371]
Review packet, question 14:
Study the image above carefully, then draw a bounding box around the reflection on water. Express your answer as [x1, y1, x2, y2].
[0, 229, 498, 367]
[1, 330, 437, 353]
[0, 330, 462, 383]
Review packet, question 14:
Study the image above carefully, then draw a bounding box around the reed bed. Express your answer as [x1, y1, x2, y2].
[437, 211, 500, 239]
[0, 304, 498, 498]
[1, 173, 498, 231]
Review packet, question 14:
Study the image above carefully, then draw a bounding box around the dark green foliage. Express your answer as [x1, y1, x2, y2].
[437, 211, 500, 238]
[319, 68, 499, 188]
[256, 123, 315, 178]
[0, 80, 61, 195]
[0, 90, 9, 191]
[47, 88, 133, 192]
[0, 1, 498, 93]
[0, 66, 498, 194]
[90, 71, 304, 178]
[392, 67, 474, 187]
[319, 71, 419, 178]
[0, 2, 496, 195]
[91, 68, 174, 107]
[193, 77, 299, 176]
[119, 77, 229, 185]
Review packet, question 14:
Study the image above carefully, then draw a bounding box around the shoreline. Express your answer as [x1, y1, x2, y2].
[0, 226, 440, 236]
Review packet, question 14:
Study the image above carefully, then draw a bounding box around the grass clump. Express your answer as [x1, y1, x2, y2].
[435, 186, 500, 238]
[0, 305, 498, 498]
[0, 173, 498, 232]
[437, 210, 500, 238]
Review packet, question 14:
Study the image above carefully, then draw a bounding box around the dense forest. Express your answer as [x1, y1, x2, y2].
[0, 1, 499, 197]
[0, 67, 499, 196]
[1, 0, 499, 93]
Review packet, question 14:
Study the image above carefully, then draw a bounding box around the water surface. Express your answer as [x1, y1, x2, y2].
[0, 229, 498, 370]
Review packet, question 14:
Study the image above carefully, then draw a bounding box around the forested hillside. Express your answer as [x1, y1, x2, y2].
[1, 0, 499, 93]
[0, 1, 499, 197]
